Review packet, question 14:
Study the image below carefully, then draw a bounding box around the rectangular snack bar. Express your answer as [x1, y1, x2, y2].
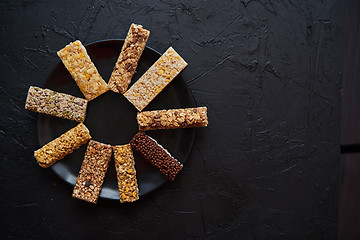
[113, 144, 139, 203]
[124, 47, 188, 111]
[34, 123, 91, 168]
[25, 86, 88, 122]
[57, 40, 108, 101]
[130, 132, 183, 181]
[108, 24, 150, 94]
[72, 140, 112, 204]
[137, 106, 208, 131]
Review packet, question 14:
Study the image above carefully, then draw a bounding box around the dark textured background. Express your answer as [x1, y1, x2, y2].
[0, 0, 343, 239]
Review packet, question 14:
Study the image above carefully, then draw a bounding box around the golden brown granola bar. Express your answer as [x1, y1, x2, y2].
[57, 40, 108, 101]
[72, 140, 112, 204]
[137, 107, 208, 131]
[34, 123, 91, 168]
[108, 24, 150, 93]
[124, 47, 188, 111]
[113, 144, 139, 203]
[25, 86, 87, 122]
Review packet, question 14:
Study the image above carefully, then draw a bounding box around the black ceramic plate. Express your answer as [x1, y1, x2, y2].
[37, 40, 195, 199]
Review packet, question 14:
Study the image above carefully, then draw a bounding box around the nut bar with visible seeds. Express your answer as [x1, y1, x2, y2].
[34, 123, 91, 168]
[25, 86, 88, 122]
[113, 144, 139, 203]
[57, 40, 108, 101]
[124, 47, 188, 111]
[137, 106, 208, 131]
[72, 140, 112, 204]
[108, 24, 150, 94]
[130, 132, 183, 181]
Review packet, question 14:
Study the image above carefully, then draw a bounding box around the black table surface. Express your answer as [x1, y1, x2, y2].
[0, 1, 343, 239]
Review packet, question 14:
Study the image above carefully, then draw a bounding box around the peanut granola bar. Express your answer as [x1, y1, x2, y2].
[124, 47, 188, 111]
[57, 40, 108, 101]
[25, 86, 87, 122]
[130, 132, 183, 181]
[34, 123, 91, 168]
[72, 140, 112, 204]
[113, 144, 139, 202]
[137, 107, 208, 131]
[108, 24, 150, 94]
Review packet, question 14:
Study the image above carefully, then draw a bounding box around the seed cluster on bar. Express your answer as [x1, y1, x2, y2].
[137, 107, 208, 131]
[72, 140, 112, 204]
[130, 132, 183, 181]
[57, 40, 108, 101]
[34, 123, 91, 168]
[124, 47, 188, 111]
[25, 86, 88, 122]
[113, 144, 139, 203]
[108, 24, 150, 94]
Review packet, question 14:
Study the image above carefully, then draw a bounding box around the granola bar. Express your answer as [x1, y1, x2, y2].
[72, 140, 112, 204]
[108, 24, 150, 93]
[25, 86, 87, 122]
[34, 123, 91, 168]
[137, 107, 208, 131]
[124, 47, 188, 111]
[130, 132, 183, 181]
[57, 40, 108, 101]
[113, 144, 139, 202]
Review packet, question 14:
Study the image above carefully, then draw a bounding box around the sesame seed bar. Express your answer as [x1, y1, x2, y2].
[34, 123, 91, 168]
[124, 47, 188, 111]
[113, 144, 139, 203]
[137, 107, 208, 131]
[130, 132, 183, 181]
[108, 24, 150, 94]
[57, 40, 108, 101]
[72, 140, 112, 204]
[25, 86, 87, 122]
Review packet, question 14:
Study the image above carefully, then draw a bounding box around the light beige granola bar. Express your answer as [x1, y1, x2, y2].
[72, 140, 112, 204]
[34, 123, 91, 168]
[57, 40, 108, 101]
[108, 24, 150, 94]
[25, 86, 87, 122]
[113, 144, 139, 203]
[137, 107, 208, 131]
[124, 47, 188, 111]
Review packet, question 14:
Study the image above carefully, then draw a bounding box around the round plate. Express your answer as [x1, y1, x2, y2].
[37, 39, 195, 199]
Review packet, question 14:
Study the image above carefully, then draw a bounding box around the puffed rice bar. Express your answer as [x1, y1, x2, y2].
[108, 24, 150, 93]
[34, 123, 91, 168]
[25, 86, 87, 122]
[72, 140, 112, 204]
[137, 107, 208, 131]
[124, 47, 188, 111]
[57, 40, 108, 101]
[130, 132, 183, 181]
[113, 144, 139, 203]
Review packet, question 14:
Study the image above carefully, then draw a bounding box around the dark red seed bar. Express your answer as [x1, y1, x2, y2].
[130, 132, 183, 181]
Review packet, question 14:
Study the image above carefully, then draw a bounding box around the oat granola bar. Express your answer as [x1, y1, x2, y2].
[113, 144, 139, 202]
[34, 123, 91, 168]
[137, 107, 208, 131]
[124, 47, 188, 111]
[25, 86, 87, 122]
[72, 140, 112, 204]
[108, 24, 150, 93]
[57, 40, 108, 101]
[130, 132, 183, 181]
